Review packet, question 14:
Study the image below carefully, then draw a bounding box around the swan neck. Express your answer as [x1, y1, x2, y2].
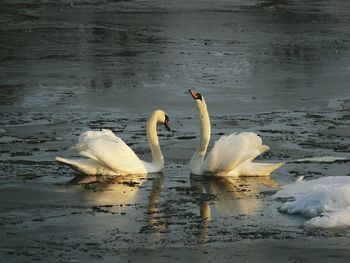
[147, 112, 164, 168]
[197, 101, 211, 158]
[190, 100, 211, 175]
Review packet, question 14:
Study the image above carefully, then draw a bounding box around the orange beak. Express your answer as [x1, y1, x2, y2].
[188, 89, 202, 100]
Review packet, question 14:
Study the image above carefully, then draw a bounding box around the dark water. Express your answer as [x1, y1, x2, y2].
[1, 0, 350, 113]
[1, 0, 350, 262]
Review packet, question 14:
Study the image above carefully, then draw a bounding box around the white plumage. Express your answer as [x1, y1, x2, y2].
[56, 110, 170, 176]
[189, 90, 283, 176]
[76, 129, 145, 174]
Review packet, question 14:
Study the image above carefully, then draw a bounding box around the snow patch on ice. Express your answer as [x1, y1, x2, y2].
[275, 176, 350, 228]
[295, 156, 350, 163]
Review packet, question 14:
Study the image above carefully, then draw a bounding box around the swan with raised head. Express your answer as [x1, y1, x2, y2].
[189, 90, 283, 176]
[56, 110, 171, 176]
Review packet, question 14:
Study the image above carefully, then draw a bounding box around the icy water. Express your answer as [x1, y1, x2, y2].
[1, 0, 350, 262]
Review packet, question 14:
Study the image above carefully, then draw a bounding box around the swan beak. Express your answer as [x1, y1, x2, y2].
[164, 115, 171, 131]
[189, 89, 202, 101]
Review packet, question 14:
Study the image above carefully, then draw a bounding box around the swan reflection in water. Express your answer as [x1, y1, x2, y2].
[67, 173, 165, 232]
[190, 175, 279, 243]
[68, 173, 147, 205]
[66, 173, 278, 244]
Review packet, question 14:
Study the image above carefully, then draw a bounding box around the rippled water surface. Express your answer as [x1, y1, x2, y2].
[1, 0, 350, 262]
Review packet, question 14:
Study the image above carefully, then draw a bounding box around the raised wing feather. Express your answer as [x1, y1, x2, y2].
[203, 132, 269, 174]
[75, 129, 146, 174]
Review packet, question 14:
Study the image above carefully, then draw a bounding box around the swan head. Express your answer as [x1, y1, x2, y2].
[189, 89, 207, 109]
[163, 114, 171, 131]
[153, 110, 171, 131]
[189, 89, 202, 101]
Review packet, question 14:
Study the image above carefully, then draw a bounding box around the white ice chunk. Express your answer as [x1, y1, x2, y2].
[305, 208, 350, 228]
[275, 176, 350, 228]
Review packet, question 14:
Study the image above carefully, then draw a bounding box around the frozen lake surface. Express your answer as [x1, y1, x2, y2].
[1, 0, 350, 262]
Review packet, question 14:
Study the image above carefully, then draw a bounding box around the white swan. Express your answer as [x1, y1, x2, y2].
[189, 90, 283, 176]
[56, 110, 171, 176]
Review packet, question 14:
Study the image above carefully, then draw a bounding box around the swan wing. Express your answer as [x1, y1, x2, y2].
[55, 157, 120, 176]
[75, 129, 146, 174]
[203, 132, 269, 175]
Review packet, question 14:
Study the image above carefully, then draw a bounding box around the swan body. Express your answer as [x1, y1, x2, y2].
[56, 110, 170, 176]
[189, 90, 283, 176]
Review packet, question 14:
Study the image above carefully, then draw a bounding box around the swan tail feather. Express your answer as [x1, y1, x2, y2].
[55, 156, 91, 173]
[55, 156, 116, 175]
[237, 162, 284, 176]
[56, 157, 79, 167]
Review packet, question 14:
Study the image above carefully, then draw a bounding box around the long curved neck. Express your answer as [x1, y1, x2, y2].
[190, 99, 211, 174]
[196, 100, 211, 159]
[147, 113, 164, 169]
